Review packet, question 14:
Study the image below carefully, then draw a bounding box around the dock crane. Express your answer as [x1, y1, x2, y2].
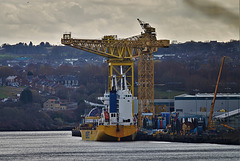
[61, 19, 170, 127]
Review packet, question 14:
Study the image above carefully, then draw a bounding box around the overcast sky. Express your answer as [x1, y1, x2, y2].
[0, 0, 239, 45]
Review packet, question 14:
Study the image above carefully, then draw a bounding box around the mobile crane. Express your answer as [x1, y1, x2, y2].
[207, 56, 225, 129]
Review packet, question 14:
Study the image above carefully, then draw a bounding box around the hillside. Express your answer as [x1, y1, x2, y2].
[0, 40, 239, 67]
[0, 40, 239, 131]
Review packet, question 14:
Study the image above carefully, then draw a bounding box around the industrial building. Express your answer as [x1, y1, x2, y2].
[174, 93, 240, 118]
[134, 99, 174, 115]
[154, 99, 174, 113]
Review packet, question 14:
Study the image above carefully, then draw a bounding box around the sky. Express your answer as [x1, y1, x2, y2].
[0, 0, 239, 45]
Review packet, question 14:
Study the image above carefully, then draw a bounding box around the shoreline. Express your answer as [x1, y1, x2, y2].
[1, 129, 239, 145]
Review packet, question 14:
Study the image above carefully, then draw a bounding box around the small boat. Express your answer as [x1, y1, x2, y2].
[72, 127, 81, 137]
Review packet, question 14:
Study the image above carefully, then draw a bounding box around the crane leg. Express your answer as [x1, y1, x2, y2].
[138, 52, 155, 128]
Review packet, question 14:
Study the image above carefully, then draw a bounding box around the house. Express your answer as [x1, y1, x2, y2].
[58, 75, 79, 88]
[29, 75, 62, 95]
[43, 98, 67, 110]
[5, 76, 23, 86]
[47, 83, 59, 95]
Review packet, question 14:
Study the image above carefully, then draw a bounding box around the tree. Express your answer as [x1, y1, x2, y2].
[0, 66, 16, 78]
[20, 88, 33, 104]
[45, 42, 51, 47]
[29, 41, 33, 46]
[31, 90, 42, 104]
[39, 42, 45, 47]
[39, 64, 54, 75]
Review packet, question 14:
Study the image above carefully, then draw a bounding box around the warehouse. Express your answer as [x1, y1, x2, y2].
[174, 93, 240, 118]
[134, 99, 174, 114]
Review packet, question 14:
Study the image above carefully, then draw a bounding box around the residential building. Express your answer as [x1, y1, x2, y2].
[5, 76, 23, 86]
[43, 98, 67, 110]
[59, 75, 79, 88]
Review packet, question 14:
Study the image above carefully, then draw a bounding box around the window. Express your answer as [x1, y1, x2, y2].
[111, 113, 116, 117]
[123, 119, 130, 122]
[176, 109, 183, 112]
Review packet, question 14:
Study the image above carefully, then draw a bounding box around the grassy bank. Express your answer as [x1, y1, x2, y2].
[0, 86, 25, 99]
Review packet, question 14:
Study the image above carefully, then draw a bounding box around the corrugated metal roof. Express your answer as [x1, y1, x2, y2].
[175, 93, 240, 101]
[175, 93, 240, 98]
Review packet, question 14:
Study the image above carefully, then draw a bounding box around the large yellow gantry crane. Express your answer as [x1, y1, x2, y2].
[61, 19, 170, 127]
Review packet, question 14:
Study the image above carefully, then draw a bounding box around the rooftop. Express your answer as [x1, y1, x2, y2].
[176, 93, 240, 98]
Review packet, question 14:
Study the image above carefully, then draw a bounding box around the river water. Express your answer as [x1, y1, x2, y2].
[0, 131, 239, 161]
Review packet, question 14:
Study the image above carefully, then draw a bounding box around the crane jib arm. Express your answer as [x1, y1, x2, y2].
[61, 34, 170, 59]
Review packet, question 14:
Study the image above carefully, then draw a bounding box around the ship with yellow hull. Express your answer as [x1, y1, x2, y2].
[81, 125, 137, 141]
[79, 70, 137, 141]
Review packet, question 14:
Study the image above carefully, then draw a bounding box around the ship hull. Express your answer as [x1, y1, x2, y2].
[80, 125, 137, 141]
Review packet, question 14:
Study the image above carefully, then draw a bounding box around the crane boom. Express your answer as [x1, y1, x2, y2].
[207, 56, 225, 130]
[61, 34, 169, 59]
